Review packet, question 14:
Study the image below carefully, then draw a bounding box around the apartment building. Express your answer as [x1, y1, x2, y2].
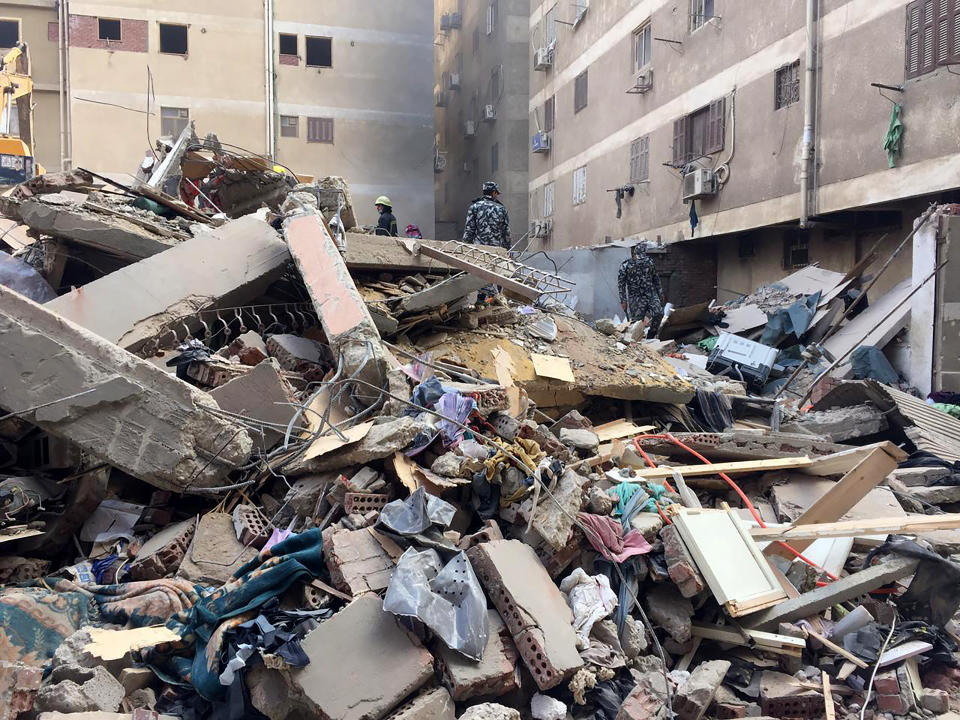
[433, 0, 530, 243]
[527, 0, 960, 302]
[1, 0, 435, 234]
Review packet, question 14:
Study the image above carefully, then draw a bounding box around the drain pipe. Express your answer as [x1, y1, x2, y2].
[799, 0, 817, 227]
[263, 0, 276, 160]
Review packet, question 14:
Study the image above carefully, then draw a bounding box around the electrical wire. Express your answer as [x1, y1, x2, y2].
[861, 614, 897, 720]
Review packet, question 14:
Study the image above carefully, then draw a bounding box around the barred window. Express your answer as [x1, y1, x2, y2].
[775, 61, 800, 109]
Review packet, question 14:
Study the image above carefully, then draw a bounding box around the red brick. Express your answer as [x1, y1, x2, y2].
[873, 671, 900, 696]
[0, 661, 43, 720]
[69, 15, 148, 53]
[280, 53, 299, 66]
[876, 693, 910, 714]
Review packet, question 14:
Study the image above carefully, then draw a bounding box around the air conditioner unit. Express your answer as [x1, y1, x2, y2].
[449, 12, 462, 28]
[449, 72, 461, 90]
[440, 13, 452, 31]
[631, 69, 654, 94]
[534, 47, 553, 71]
[532, 131, 552, 154]
[435, 90, 447, 108]
[463, 120, 476, 137]
[541, 218, 554, 236]
[434, 153, 447, 173]
[483, 104, 497, 121]
[682, 168, 717, 201]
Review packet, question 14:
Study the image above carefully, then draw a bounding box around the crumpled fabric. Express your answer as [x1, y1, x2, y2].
[607, 483, 641, 517]
[577, 512, 653, 563]
[559, 568, 618, 650]
[383, 548, 489, 660]
[483, 436, 544, 481]
[0, 250, 57, 302]
[850, 346, 899, 384]
[407, 376, 445, 412]
[158, 529, 325, 701]
[760, 292, 820, 346]
[377, 487, 456, 536]
[436, 391, 477, 446]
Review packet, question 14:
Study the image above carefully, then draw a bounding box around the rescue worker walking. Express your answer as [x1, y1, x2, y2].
[374, 195, 399, 237]
[462, 181, 510, 249]
[618, 243, 665, 335]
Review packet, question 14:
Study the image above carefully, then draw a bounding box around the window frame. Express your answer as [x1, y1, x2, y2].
[905, 0, 960, 79]
[98, 18, 122, 42]
[305, 36, 333, 68]
[543, 181, 555, 217]
[160, 106, 190, 138]
[774, 60, 801, 110]
[158, 22, 188, 56]
[0, 18, 20, 49]
[491, 142, 499, 174]
[572, 165, 587, 205]
[574, 69, 589, 113]
[544, 95, 555, 133]
[630, 135, 650, 184]
[280, 115, 299, 138]
[486, 0, 498, 35]
[672, 97, 725, 166]
[783, 231, 810, 270]
[633, 22, 652, 73]
[689, 0, 716, 32]
[307, 116, 335, 144]
[278, 33, 298, 57]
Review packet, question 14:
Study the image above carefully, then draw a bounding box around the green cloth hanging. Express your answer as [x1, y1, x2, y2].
[883, 103, 904, 168]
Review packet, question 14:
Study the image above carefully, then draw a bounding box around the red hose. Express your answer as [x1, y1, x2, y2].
[632, 433, 839, 581]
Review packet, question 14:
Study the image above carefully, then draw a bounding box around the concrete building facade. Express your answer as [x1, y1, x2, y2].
[527, 0, 960, 303]
[433, 0, 530, 243]
[0, 0, 436, 235]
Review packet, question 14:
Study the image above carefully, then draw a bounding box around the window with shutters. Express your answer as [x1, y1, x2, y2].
[775, 61, 800, 109]
[545, 5, 558, 45]
[573, 166, 587, 205]
[544, 182, 555, 217]
[574, 70, 588, 113]
[307, 117, 334, 143]
[672, 98, 725, 166]
[630, 136, 650, 183]
[633, 22, 652, 73]
[906, 0, 960, 78]
[544, 96, 555, 132]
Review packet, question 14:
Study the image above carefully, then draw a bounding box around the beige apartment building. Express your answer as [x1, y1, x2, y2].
[0, 0, 436, 234]
[527, 0, 960, 303]
[433, 0, 530, 243]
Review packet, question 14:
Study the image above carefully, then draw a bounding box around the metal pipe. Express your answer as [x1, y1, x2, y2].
[57, 0, 66, 169]
[263, 0, 276, 160]
[799, 0, 817, 227]
[63, 0, 73, 169]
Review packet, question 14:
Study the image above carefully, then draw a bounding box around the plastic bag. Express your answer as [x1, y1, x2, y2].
[383, 547, 489, 660]
[560, 568, 618, 649]
[0, 251, 56, 302]
[377, 487, 456, 536]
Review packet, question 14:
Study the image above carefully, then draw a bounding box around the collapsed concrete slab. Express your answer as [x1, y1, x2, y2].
[18, 195, 182, 260]
[468, 540, 583, 690]
[46, 216, 290, 353]
[0, 286, 252, 492]
[209, 361, 299, 452]
[324, 527, 396, 597]
[284, 211, 388, 409]
[177, 513, 258, 585]
[385, 687, 455, 720]
[289, 593, 433, 720]
[633, 431, 849, 463]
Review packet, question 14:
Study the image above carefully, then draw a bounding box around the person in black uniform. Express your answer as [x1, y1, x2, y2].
[374, 195, 399, 236]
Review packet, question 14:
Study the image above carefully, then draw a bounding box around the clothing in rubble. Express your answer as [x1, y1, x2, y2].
[462, 195, 511, 249]
[617, 249, 664, 330]
[375, 208, 399, 237]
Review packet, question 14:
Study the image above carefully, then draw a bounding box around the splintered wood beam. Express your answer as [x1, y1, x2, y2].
[751, 514, 960, 542]
[628, 456, 813, 480]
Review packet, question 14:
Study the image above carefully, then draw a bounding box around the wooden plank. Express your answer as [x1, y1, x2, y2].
[675, 637, 703, 673]
[691, 622, 805, 656]
[802, 440, 907, 477]
[630, 456, 813, 480]
[751, 514, 960, 542]
[765, 446, 901, 558]
[823, 672, 837, 720]
[594, 420, 656, 443]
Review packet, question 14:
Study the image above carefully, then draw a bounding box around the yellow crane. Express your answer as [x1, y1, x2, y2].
[0, 41, 41, 183]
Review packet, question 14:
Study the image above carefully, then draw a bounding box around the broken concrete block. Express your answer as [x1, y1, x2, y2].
[283, 472, 339, 515]
[177, 513, 258, 585]
[458, 704, 520, 720]
[920, 689, 949, 714]
[0, 661, 43, 720]
[437, 610, 519, 701]
[46, 216, 290, 353]
[386, 687, 456, 720]
[645, 584, 694, 643]
[37, 665, 124, 714]
[266, 334, 327, 371]
[400, 273, 487, 313]
[209, 361, 299, 451]
[888, 466, 951, 487]
[661, 524, 706, 598]
[532, 468, 589, 551]
[128, 517, 194, 581]
[222, 330, 269, 365]
[468, 540, 583, 691]
[325, 527, 396, 596]
[675, 660, 731, 720]
[786, 404, 888, 442]
[559, 427, 599, 453]
[895, 483, 960, 505]
[587, 486, 614, 515]
[300, 417, 427, 472]
[290, 593, 433, 720]
[630, 512, 665, 542]
[36, 681, 95, 714]
[284, 211, 388, 409]
[0, 286, 252, 492]
[117, 668, 154, 695]
[616, 670, 669, 720]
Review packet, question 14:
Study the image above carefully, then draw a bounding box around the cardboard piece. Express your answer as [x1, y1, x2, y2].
[302, 421, 375, 461]
[531, 353, 576, 383]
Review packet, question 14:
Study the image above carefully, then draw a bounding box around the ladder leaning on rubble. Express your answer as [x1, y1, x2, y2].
[397, 238, 575, 302]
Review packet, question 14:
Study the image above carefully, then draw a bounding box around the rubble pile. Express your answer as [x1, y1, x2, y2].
[2, 129, 960, 720]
